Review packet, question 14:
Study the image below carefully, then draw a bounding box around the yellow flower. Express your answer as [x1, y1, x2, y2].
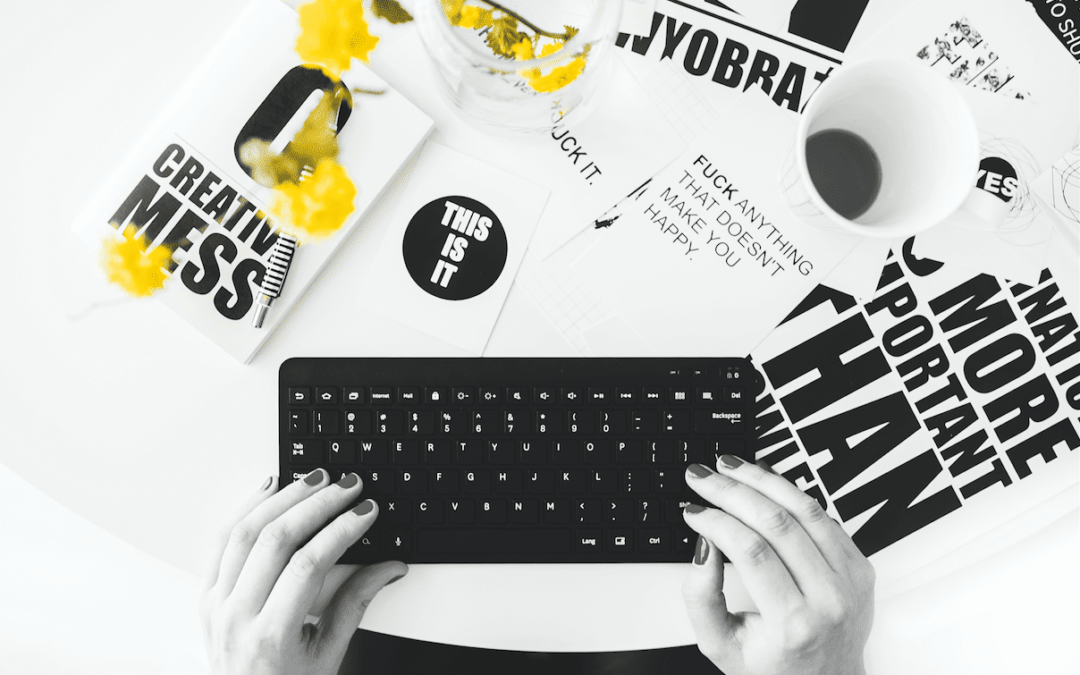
[296, 0, 379, 76]
[269, 158, 356, 240]
[517, 41, 589, 93]
[100, 225, 172, 297]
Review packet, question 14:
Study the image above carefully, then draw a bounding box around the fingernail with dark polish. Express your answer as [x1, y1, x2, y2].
[260, 476, 274, 491]
[304, 468, 327, 486]
[684, 503, 706, 515]
[687, 463, 714, 478]
[719, 454, 744, 470]
[352, 500, 374, 516]
[693, 535, 709, 565]
[336, 472, 359, 490]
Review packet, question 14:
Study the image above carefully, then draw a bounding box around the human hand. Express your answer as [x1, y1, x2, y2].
[681, 457, 875, 675]
[200, 469, 407, 675]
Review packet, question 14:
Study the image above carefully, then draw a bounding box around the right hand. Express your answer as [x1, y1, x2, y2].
[680, 457, 875, 675]
[200, 469, 407, 675]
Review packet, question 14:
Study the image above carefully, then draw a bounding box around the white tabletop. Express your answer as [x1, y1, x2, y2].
[2, 0, 1077, 666]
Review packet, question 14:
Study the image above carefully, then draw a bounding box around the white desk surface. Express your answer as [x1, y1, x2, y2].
[1, 0, 1077, 668]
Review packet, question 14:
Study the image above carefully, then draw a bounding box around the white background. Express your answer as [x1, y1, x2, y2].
[0, 0, 1076, 672]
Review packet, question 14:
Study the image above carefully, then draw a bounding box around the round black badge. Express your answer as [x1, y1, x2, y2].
[402, 196, 508, 301]
[975, 156, 1019, 203]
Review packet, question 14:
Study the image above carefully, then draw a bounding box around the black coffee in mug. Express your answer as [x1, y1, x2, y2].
[805, 128, 882, 220]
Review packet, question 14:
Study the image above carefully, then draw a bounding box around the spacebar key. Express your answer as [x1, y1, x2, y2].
[418, 529, 570, 554]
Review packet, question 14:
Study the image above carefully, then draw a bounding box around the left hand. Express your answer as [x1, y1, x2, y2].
[199, 470, 407, 675]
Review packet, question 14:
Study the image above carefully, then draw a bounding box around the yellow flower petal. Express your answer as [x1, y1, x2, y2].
[269, 158, 356, 240]
[100, 225, 172, 297]
[296, 0, 379, 76]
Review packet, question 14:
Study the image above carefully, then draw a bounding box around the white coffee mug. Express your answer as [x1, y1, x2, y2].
[780, 58, 981, 239]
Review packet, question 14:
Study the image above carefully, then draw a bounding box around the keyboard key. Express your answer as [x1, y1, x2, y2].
[567, 410, 594, 434]
[510, 499, 539, 524]
[456, 440, 483, 464]
[327, 440, 355, 464]
[452, 388, 474, 405]
[440, 410, 468, 434]
[343, 386, 365, 404]
[447, 499, 476, 524]
[558, 469, 587, 494]
[615, 440, 642, 464]
[574, 529, 603, 552]
[599, 410, 626, 434]
[464, 469, 491, 494]
[426, 387, 447, 404]
[506, 387, 529, 404]
[288, 439, 323, 465]
[723, 388, 745, 405]
[288, 410, 308, 435]
[502, 411, 526, 434]
[696, 387, 719, 404]
[550, 440, 579, 464]
[590, 469, 617, 494]
[397, 387, 420, 403]
[639, 529, 671, 552]
[360, 440, 389, 464]
[383, 499, 411, 525]
[398, 470, 427, 494]
[562, 387, 585, 404]
[473, 410, 499, 434]
[662, 410, 690, 434]
[638, 499, 659, 523]
[424, 440, 452, 464]
[345, 410, 371, 435]
[519, 440, 546, 464]
[668, 388, 690, 404]
[643, 387, 663, 403]
[480, 499, 508, 524]
[615, 388, 637, 404]
[364, 469, 392, 494]
[631, 410, 658, 434]
[288, 388, 310, 405]
[582, 440, 612, 465]
[526, 470, 554, 494]
[605, 528, 634, 552]
[541, 499, 570, 524]
[431, 469, 459, 493]
[535, 410, 562, 434]
[607, 498, 633, 524]
[589, 388, 611, 403]
[533, 387, 556, 404]
[408, 410, 435, 435]
[621, 470, 649, 494]
[478, 387, 501, 404]
[416, 500, 443, 524]
[575, 499, 602, 524]
[490, 440, 514, 466]
[369, 387, 393, 404]
[495, 469, 523, 494]
[376, 410, 404, 435]
[392, 440, 420, 464]
[649, 440, 675, 464]
[315, 387, 337, 405]
[312, 410, 339, 435]
[694, 410, 744, 433]
[418, 528, 570, 554]
[386, 531, 412, 553]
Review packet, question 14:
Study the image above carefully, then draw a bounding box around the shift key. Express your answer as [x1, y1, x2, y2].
[694, 410, 743, 433]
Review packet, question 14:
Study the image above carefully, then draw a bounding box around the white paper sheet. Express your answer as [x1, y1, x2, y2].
[358, 142, 550, 355]
[569, 91, 861, 356]
[368, 32, 686, 262]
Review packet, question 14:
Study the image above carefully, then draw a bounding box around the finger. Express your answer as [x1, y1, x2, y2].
[682, 534, 745, 669]
[260, 498, 380, 631]
[713, 456, 863, 570]
[229, 472, 364, 614]
[686, 463, 836, 596]
[214, 468, 333, 598]
[683, 504, 802, 619]
[315, 560, 408, 666]
[204, 475, 277, 590]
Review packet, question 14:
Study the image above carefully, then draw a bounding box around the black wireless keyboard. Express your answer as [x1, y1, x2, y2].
[279, 358, 756, 563]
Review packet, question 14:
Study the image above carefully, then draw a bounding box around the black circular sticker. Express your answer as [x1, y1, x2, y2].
[402, 196, 508, 300]
[975, 156, 1019, 203]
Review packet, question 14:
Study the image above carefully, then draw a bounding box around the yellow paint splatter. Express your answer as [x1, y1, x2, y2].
[296, 0, 380, 76]
[100, 225, 172, 297]
[269, 158, 356, 241]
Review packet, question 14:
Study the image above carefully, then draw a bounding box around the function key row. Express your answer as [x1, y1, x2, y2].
[289, 386, 745, 407]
